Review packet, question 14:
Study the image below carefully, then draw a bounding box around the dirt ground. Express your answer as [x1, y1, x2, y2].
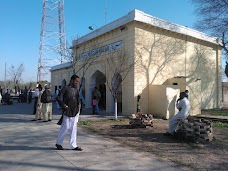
[79, 116, 228, 171]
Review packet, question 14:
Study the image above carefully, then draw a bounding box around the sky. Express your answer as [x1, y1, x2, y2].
[0, 0, 199, 83]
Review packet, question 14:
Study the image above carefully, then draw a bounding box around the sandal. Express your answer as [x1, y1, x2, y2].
[72, 146, 83, 151]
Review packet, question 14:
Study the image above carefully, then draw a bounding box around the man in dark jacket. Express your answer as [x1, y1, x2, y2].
[41, 85, 52, 122]
[55, 74, 83, 151]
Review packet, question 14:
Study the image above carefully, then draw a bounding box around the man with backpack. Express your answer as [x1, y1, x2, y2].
[41, 84, 52, 122]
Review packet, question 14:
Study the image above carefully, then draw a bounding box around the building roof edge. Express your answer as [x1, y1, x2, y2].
[50, 62, 72, 72]
[73, 9, 220, 47]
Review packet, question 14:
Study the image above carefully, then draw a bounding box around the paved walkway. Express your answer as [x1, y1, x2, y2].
[0, 101, 191, 171]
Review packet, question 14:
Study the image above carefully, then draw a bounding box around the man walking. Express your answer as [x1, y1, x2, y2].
[55, 74, 83, 151]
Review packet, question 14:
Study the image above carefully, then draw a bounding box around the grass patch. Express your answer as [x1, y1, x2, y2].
[210, 111, 228, 116]
[213, 122, 228, 128]
[78, 120, 92, 126]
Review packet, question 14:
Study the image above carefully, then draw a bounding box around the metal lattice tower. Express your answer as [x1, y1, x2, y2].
[37, 0, 67, 82]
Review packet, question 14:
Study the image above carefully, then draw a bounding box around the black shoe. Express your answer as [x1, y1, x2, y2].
[72, 146, 83, 151]
[163, 132, 172, 136]
[55, 144, 63, 150]
[37, 118, 42, 120]
[31, 119, 37, 121]
[48, 119, 51, 121]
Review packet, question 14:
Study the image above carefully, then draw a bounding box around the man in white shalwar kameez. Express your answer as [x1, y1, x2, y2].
[165, 92, 190, 136]
[55, 75, 83, 151]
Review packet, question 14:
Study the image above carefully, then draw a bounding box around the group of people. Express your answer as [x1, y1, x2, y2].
[0, 86, 33, 105]
[0, 88, 13, 105]
[18, 87, 33, 103]
[31, 84, 52, 122]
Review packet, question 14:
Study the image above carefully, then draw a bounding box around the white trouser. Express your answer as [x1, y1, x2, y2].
[56, 114, 79, 149]
[35, 103, 42, 120]
[41, 103, 52, 121]
[168, 111, 189, 134]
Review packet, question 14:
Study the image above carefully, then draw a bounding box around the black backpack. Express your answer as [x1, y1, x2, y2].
[41, 90, 52, 103]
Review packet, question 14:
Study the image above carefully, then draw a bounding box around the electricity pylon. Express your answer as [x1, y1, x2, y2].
[37, 0, 67, 82]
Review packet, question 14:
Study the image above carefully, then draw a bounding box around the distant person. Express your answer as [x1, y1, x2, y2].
[33, 84, 40, 114]
[28, 89, 33, 104]
[93, 87, 101, 114]
[0, 93, 2, 104]
[92, 96, 97, 114]
[79, 90, 85, 112]
[18, 91, 25, 103]
[0, 86, 2, 104]
[32, 84, 43, 121]
[55, 74, 83, 151]
[56, 86, 61, 109]
[2, 92, 13, 105]
[40, 85, 52, 122]
[23, 86, 28, 102]
[0, 86, 3, 96]
[164, 92, 190, 136]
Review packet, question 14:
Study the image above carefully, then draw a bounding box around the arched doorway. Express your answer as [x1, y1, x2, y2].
[87, 70, 106, 109]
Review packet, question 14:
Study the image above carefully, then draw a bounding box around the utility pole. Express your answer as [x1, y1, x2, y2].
[104, 0, 107, 24]
[4, 62, 6, 93]
[37, 0, 67, 82]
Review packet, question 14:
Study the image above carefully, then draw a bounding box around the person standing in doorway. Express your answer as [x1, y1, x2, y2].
[55, 74, 83, 151]
[92, 96, 97, 114]
[93, 87, 101, 114]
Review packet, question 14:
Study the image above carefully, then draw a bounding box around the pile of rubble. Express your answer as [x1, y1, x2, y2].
[176, 117, 213, 143]
[129, 112, 153, 128]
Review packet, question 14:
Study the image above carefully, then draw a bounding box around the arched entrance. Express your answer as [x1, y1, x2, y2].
[87, 70, 106, 109]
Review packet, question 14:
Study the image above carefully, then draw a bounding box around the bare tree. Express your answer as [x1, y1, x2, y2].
[102, 50, 136, 119]
[73, 39, 103, 91]
[136, 33, 185, 85]
[8, 64, 24, 94]
[192, 0, 228, 57]
[134, 32, 185, 113]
